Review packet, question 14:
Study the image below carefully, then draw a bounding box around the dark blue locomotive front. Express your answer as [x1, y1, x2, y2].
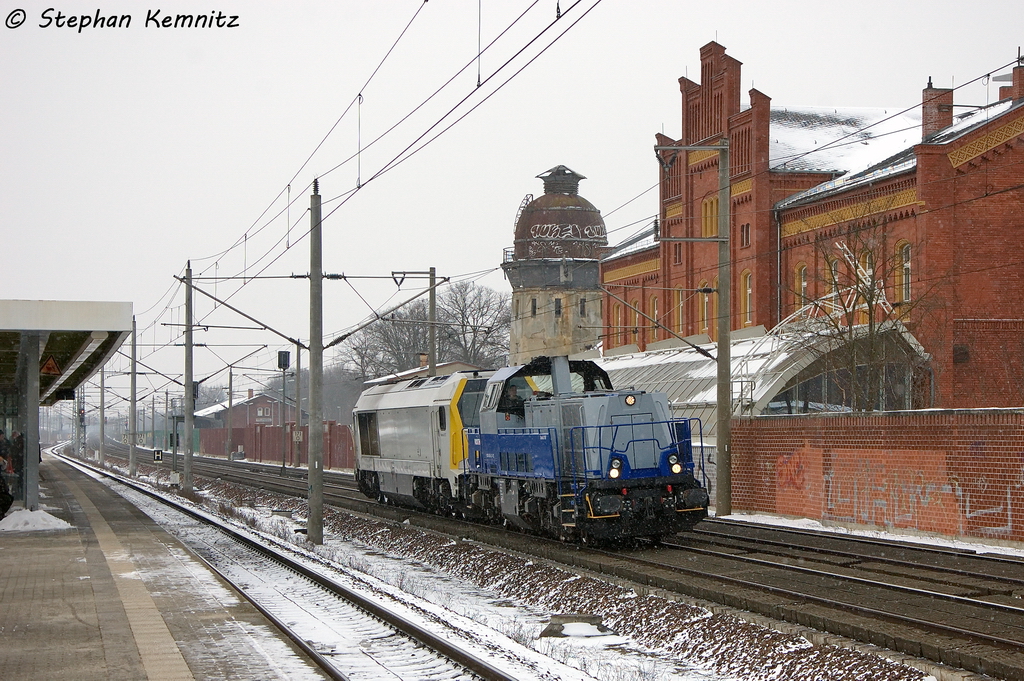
[459, 356, 708, 541]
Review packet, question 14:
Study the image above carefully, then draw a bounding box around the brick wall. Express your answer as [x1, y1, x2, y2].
[732, 410, 1024, 542]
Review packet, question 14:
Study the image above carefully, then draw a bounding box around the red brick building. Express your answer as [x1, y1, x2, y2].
[602, 42, 1024, 408]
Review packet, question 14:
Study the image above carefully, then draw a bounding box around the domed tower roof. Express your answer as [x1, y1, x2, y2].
[512, 166, 607, 260]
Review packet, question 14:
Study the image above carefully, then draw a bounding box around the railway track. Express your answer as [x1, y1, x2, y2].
[78, 442, 1024, 679]
[58, 452, 529, 681]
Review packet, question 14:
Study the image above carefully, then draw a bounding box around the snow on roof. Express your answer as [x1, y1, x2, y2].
[193, 394, 265, 418]
[776, 98, 1021, 208]
[603, 224, 658, 262]
[606, 99, 1022, 253]
[769, 105, 922, 175]
[363, 361, 486, 386]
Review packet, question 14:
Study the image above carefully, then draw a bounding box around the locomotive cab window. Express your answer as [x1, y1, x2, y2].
[457, 378, 488, 428]
[497, 378, 529, 418]
[437, 406, 446, 432]
[356, 412, 380, 457]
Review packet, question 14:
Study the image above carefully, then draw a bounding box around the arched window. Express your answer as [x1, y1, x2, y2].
[650, 296, 659, 340]
[795, 263, 808, 305]
[676, 289, 685, 333]
[860, 251, 875, 285]
[741, 270, 753, 325]
[896, 242, 912, 303]
[857, 251, 876, 325]
[701, 196, 719, 237]
[712, 277, 719, 340]
[826, 258, 841, 312]
[631, 301, 640, 341]
[613, 303, 622, 346]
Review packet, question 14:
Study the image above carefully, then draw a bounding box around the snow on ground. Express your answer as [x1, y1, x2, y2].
[724, 512, 1024, 559]
[78, 455, 943, 681]
[0, 508, 73, 532]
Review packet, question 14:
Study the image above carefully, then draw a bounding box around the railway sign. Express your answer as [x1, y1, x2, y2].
[40, 355, 62, 376]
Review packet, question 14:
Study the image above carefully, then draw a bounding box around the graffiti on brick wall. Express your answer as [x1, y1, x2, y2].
[952, 440, 1016, 537]
[774, 446, 821, 517]
[777, 451, 805, 490]
[734, 417, 1024, 543]
[822, 453, 955, 533]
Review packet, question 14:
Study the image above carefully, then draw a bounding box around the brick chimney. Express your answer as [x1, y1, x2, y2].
[997, 65, 1024, 101]
[922, 77, 954, 139]
[248, 388, 254, 399]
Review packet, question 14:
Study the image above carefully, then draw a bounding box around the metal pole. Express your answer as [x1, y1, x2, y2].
[715, 140, 732, 517]
[428, 266, 437, 377]
[184, 262, 195, 492]
[654, 143, 733, 515]
[150, 394, 156, 449]
[164, 389, 169, 455]
[23, 333, 40, 511]
[281, 366, 287, 468]
[129, 316, 137, 476]
[295, 342, 302, 463]
[308, 180, 324, 544]
[226, 368, 233, 460]
[99, 367, 105, 466]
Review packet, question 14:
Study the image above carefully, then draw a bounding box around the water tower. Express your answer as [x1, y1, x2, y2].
[502, 166, 607, 365]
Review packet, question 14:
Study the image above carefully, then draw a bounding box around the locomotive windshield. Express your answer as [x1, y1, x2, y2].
[484, 357, 614, 418]
[516, 357, 613, 394]
[456, 378, 488, 428]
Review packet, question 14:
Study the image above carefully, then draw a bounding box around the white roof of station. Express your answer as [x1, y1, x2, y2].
[594, 321, 928, 444]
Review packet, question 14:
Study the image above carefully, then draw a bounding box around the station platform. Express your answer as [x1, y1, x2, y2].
[0, 454, 327, 681]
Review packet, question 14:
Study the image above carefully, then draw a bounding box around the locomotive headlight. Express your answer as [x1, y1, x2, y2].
[624, 395, 637, 406]
[671, 463, 683, 474]
[668, 454, 679, 465]
[609, 458, 623, 478]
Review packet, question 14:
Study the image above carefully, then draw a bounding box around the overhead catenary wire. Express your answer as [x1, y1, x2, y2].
[185, 1, 561, 330]
[184, 1, 599, 346]
[125, 22, 1021, 401]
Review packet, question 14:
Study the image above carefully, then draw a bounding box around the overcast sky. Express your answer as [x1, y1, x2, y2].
[3, 0, 1020, 407]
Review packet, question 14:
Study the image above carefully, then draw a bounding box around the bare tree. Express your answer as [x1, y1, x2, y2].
[781, 223, 938, 412]
[196, 383, 227, 410]
[336, 282, 511, 380]
[437, 280, 511, 369]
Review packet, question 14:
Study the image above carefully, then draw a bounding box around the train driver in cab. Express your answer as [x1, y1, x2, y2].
[498, 382, 526, 421]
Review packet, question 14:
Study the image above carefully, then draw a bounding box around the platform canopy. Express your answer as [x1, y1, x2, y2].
[0, 300, 132, 406]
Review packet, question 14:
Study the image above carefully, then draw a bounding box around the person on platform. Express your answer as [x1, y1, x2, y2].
[0, 435, 11, 517]
[10, 431, 23, 472]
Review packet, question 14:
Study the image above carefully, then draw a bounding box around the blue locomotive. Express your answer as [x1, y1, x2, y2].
[354, 355, 708, 542]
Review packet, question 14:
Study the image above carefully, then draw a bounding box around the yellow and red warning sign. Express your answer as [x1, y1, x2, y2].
[40, 356, 62, 376]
